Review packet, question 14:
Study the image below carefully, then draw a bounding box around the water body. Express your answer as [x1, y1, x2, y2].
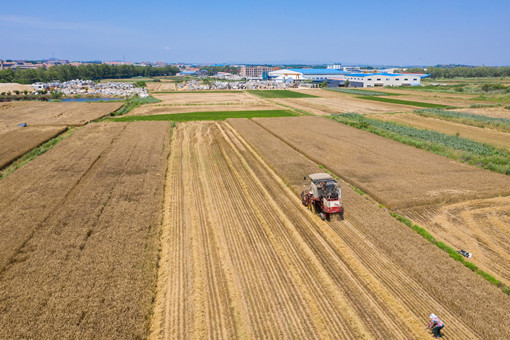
[60, 98, 123, 102]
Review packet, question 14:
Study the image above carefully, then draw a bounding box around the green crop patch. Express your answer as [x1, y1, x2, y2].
[110, 110, 298, 122]
[414, 108, 510, 132]
[246, 90, 317, 98]
[356, 96, 449, 108]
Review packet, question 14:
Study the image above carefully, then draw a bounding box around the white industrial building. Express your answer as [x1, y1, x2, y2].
[268, 69, 304, 82]
[345, 73, 424, 87]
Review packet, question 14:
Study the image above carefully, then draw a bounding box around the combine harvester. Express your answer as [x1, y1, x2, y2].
[301, 173, 343, 221]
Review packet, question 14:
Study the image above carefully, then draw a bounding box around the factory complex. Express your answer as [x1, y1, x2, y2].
[268, 67, 428, 87]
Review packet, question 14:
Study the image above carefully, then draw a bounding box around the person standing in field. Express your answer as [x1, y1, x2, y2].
[426, 313, 445, 338]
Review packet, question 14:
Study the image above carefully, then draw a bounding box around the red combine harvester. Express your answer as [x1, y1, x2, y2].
[301, 173, 343, 221]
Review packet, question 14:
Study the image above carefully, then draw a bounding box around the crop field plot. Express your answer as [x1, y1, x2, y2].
[147, 81, 177, 92]
[131, 91, 277, 116]
[0, 122, 170, 339]
[246, 89, 318, 98]
[113, 109, 297, 122]
[252, 116, 510, 209]
[273, 94, 418, 115]
[367, 113, 510, 150]
[150, 119, 510, 339]
[399, 196, 510, 286]
[0, 126, 66, 168]
[0, 101, 122, 128]
[459, 106, 510, 119]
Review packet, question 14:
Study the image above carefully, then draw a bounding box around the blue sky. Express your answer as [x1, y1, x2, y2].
[1, 0, 509, 65]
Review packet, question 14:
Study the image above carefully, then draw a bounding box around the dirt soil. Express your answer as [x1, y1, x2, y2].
[0, 101, 123, 128]
[252, 116, 510, 209]
[224, 118, 509, 339]
[368, 113, 510, 150]
[399, 196, 510, 286]
[0, 122, 170, 339]
[0, 83, 35, 93]
[0, 126, 66, 168]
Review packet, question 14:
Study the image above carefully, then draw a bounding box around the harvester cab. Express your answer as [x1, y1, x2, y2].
[301, 173, 343, 221]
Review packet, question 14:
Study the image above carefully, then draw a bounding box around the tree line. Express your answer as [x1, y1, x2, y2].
[201, 65, 240, 76]
[0, 64, 181, 84]
[394, 66, 510, 79]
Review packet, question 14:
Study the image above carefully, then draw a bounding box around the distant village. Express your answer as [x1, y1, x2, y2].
[0, 58, 430, 91]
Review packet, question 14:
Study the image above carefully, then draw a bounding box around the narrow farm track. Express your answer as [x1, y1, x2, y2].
[151, 121, 491, 339]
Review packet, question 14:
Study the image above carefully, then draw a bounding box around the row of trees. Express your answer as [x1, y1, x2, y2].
[0, 64, 181, 84]
[201, 65, 240, 76]
[393, 66, 510, 79]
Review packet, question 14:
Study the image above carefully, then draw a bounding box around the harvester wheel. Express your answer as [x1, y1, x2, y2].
[340, 211, 344, 220]
[320, 213, 325, 221]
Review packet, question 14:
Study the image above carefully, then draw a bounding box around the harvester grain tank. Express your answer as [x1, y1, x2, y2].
[301, 173, 343, 220]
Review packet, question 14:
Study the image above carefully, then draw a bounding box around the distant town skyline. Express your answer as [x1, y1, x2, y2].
[1, 0, 509, 66]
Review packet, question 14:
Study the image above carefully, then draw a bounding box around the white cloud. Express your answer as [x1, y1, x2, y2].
[163, 46, 171, 50]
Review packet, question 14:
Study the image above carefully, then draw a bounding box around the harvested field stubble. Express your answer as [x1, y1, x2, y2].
[252, 116, 510, 209]
[399, 196, 510, 286]
[0, 101, 123, 127]
[0, 122, 171, 339]
[0, 126, 66, 168]
[229, 117, 510, 339]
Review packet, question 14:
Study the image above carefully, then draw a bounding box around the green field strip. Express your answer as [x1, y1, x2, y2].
[110, 110, 298, 122]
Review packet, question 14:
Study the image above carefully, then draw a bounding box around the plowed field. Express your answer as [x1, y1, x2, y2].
[0, 101, 122, 128]
[399, 197, 510, 286]
[368, 113, 510, 150]
[0, 122, 170, 339]
[0, 126, 66, 168]
[253, 116, 510, 209]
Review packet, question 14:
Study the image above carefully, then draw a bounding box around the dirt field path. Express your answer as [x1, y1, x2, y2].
[151, 121, 509, 339]
[0, 122, 170, 339]
[368, 113, 510, 150]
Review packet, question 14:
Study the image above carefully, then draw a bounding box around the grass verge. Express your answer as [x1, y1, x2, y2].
[110, 110, 298, 122]
[110, 95, 161, 116]
[414, 108, 510, 132]
[246, 90, 317, 98]
[356, 96, 449, 108]
[390, 212, 510, 295]
[331, 113, 510, 175]
[0, 127, 76, 180]
[323, 88, 399, 96]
